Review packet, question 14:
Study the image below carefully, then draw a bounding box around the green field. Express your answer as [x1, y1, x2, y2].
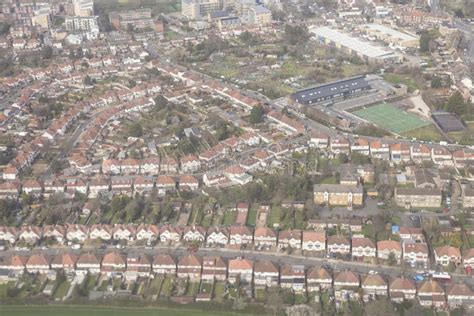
[0, 306, 249, 316]
[353, 103, 429, 134]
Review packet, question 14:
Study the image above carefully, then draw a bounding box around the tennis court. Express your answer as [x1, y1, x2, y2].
[353, 103, 429, 134]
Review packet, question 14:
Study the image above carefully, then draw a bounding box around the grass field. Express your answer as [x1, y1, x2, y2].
[0, 306, 248, 316]
[353, 103, 429, 134]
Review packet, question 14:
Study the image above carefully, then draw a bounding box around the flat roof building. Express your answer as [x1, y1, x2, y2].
[310, 26, 402, 63]
[361, 24, 419, 49]
[290, 76, 372, 106]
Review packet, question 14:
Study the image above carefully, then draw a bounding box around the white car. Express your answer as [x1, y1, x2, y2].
[71, 244, 81, 250]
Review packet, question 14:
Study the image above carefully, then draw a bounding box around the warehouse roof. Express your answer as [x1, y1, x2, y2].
[310, 26, 396, 59]
[291, 75, 371, 104]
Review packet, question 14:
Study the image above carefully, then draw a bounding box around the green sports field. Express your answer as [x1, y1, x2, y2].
[352, 103, 429, 134]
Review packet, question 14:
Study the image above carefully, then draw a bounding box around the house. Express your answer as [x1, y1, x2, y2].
[417, 279, 446, 308]
[180, 155, 201, 173]
[136, 224, 159, 242]
[411, 144, 432, 163]
[178, 175, 199, 191]
[334, 270, 360, 289]
[362, 274, 388, 299]
[280, 264, 306, 292]
[206, 226, 229, 247]
[43, 225, 66, 244]
[351, 237, 376, 261]
[253, 260, 279, 288]
[0, 226, 17, 244]
[302, 231, 326, 252]
[389, 277, 417, 302]
[101, 251, 126, 276]
[111, 176, 133, 195]
[66, 224, 89, 242]
[51, 253, 78, 273]
[377, 240, 402, 264]
[462, 188, 474, 208]
[434, 246, 461, 266]
[327, 235, 351, 257]
[254, 227, 277, 249]
[102, 159, 121, 174]
[113, 224, 136, 241]
[0, 255, 28, 273]
[201, 256, 227, 282]
[88, 177, 110, 197]
[156, 175, 176, 195]
[463, 248, 474, 269]
[228, 258, 253, 284]
[313, 184, 363, 209]
[330, 137, 350, 155]
[125, 254, 152, 280]
[278, 229, 302, 249]
[26, 254, 50, 274]
[446, 282, 474, 309]
[183, 226, 206, 243]
[133, 175, 155, 195]
[161, 156, 178, 173]
[390, 143, 411, 163]
[22, 179, 43, 197]
[370, 140, 390, 159]
[399, 227, 424, 242]
[395, 188, 442, 209]
[308, 133, 329, 149]
[18, 226, 42, 244]
[307, 267, 332, 292]
[141, 157, 160, 174]
[152, 254, 176, 275]
[403, 242, 429, 268]
[120, 158, 140, 174]
[89, 224, 113, 241]
[177, 255, 202, 281]
[351, 138, 370, 155]
[229, 226, 253, 245]
[159, 225, 182, 243]
[76, 252, 101, 274]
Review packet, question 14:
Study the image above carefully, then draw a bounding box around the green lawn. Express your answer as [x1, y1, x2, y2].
[52, 280, 70, 300]
[214, 282, 226, 301]
[246, 207, 257, 226]
[0, 306, 249, 316]
[186, 281, 200, 296]
[222, 211, 236, 225]
[402, 124, 446, 142]
[267, 207, 282, 228]
[147, 276, 163, 297]
[353, 103, 429, 134]
[160, 276, 173, 298]
[383, 73, 419, 92]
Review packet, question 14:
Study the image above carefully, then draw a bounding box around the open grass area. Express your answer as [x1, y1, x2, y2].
[402, 124, 446, 142]
[160, 276, 173, 298]
[222, 211, 236, 225]
[52, 280, 70, 300]
[0, 306, 249, 316]
[383, 73, 419, 92]
[186, 282, 200, 296]
[247, 207, 257, 226]
[353, 103, 429, 134]
[214, 282, 226, 301]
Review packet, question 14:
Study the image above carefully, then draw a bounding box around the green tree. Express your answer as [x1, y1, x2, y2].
[283, 25, 310, 45]
[445, 91, 467, 116]
[431, 76, 442, 88]
[249, 105, 264, 124]
[127, 122, 143, 137]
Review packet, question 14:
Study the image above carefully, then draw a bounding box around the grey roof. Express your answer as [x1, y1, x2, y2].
[291, 76, 371, 104]
[313, 184, 363, 194]
[395, 188, 442, 196]
[432, 112, 465, 132]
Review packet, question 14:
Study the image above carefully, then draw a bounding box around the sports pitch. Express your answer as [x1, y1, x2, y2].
[352, 103, 429, 134]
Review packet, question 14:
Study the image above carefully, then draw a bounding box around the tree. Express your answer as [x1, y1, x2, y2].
[283, 25, 310, 45]
[249, 105, 264, 124]
[388, 252, 397, 266]
[419, 32, 431, 53]
[83, 75, 94, 86]
[431, 76, 442, 88]
[41, 46, 53, 60]
[445, 91, 467, 116]
[127, 122, 143, 138]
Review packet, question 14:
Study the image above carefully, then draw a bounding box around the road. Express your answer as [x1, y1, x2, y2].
[4, 244, 474, 287]
[454, 19, 474, 64]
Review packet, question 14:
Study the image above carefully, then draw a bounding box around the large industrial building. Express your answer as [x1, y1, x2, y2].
[290, 75, 372, 106]
[310, 26, 402, 64]
[360, 24, 419, 49]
